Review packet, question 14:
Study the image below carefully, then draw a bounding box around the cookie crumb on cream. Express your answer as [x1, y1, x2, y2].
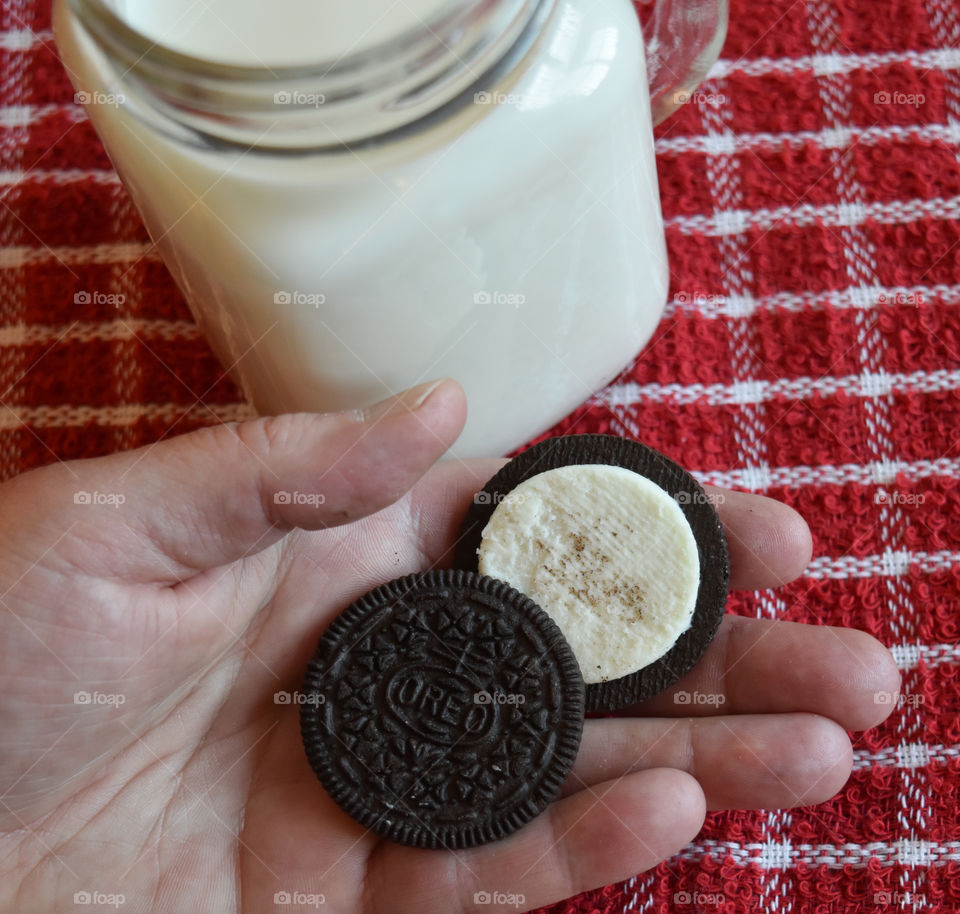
[478, 464, 700, 685]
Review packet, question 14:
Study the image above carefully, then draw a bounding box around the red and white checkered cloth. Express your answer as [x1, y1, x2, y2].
[3, 0, 960, 911]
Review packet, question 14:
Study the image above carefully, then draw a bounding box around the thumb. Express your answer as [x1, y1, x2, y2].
[6, 378, 466, 584]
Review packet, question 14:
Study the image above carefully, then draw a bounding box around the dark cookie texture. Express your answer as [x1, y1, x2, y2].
[455, 434, 730, 712]
[300, 569, 584, 849]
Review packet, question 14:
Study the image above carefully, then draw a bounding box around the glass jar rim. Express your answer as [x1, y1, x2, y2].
[66, 0, 551, 151]
[67, 0, 481, 80]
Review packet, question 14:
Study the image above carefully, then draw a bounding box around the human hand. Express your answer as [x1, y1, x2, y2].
[0, 379, 899, 913]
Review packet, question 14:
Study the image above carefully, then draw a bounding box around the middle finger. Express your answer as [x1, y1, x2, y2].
[563, 712, 852, 810]
[620, 615, 900, 732]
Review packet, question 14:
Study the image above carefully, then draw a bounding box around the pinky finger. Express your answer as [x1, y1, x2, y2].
[372, 768, 706, 914]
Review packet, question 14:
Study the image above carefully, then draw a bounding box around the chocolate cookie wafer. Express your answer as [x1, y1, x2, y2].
[300, 569, 585, 848]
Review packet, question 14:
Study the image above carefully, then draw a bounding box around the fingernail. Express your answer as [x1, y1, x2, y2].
[361, 378, 449, 423]
[408, 377, 448, 410]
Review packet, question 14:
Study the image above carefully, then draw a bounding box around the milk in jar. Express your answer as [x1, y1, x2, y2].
[54, 0, 669, 457]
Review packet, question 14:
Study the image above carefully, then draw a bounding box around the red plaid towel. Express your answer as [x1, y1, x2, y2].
[2, 0, 959, 911]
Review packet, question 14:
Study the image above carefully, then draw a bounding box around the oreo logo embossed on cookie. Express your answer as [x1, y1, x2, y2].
[300, 569, 584, 849]
[455, 435, 729, 712]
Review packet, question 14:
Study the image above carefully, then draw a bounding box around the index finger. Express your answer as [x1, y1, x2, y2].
[706, 485, 813, 590]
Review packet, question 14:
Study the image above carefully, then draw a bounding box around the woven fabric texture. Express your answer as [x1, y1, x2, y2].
[2, 0, 959, 911]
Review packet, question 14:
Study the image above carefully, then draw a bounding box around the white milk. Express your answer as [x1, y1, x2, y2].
[54, 0, 668, 458]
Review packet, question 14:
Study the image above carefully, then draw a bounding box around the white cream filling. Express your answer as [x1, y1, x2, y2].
[477, 464, 700, 685]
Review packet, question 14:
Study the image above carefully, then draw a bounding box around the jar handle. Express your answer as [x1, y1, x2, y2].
[642, 0, 729, 125]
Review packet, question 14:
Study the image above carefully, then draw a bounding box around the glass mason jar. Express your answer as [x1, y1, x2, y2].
[53, 0, 727, 457]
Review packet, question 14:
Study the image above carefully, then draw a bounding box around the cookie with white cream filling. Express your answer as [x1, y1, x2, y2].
[456, 435, 728, 711]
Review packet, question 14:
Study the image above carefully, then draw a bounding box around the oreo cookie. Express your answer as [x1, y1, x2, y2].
[299, 569, 584, 849]
[455, 435, 729, 712]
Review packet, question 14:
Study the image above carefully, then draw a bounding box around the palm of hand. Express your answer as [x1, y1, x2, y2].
[0, 384, 899, 914]
[1, 460, 477, 913]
